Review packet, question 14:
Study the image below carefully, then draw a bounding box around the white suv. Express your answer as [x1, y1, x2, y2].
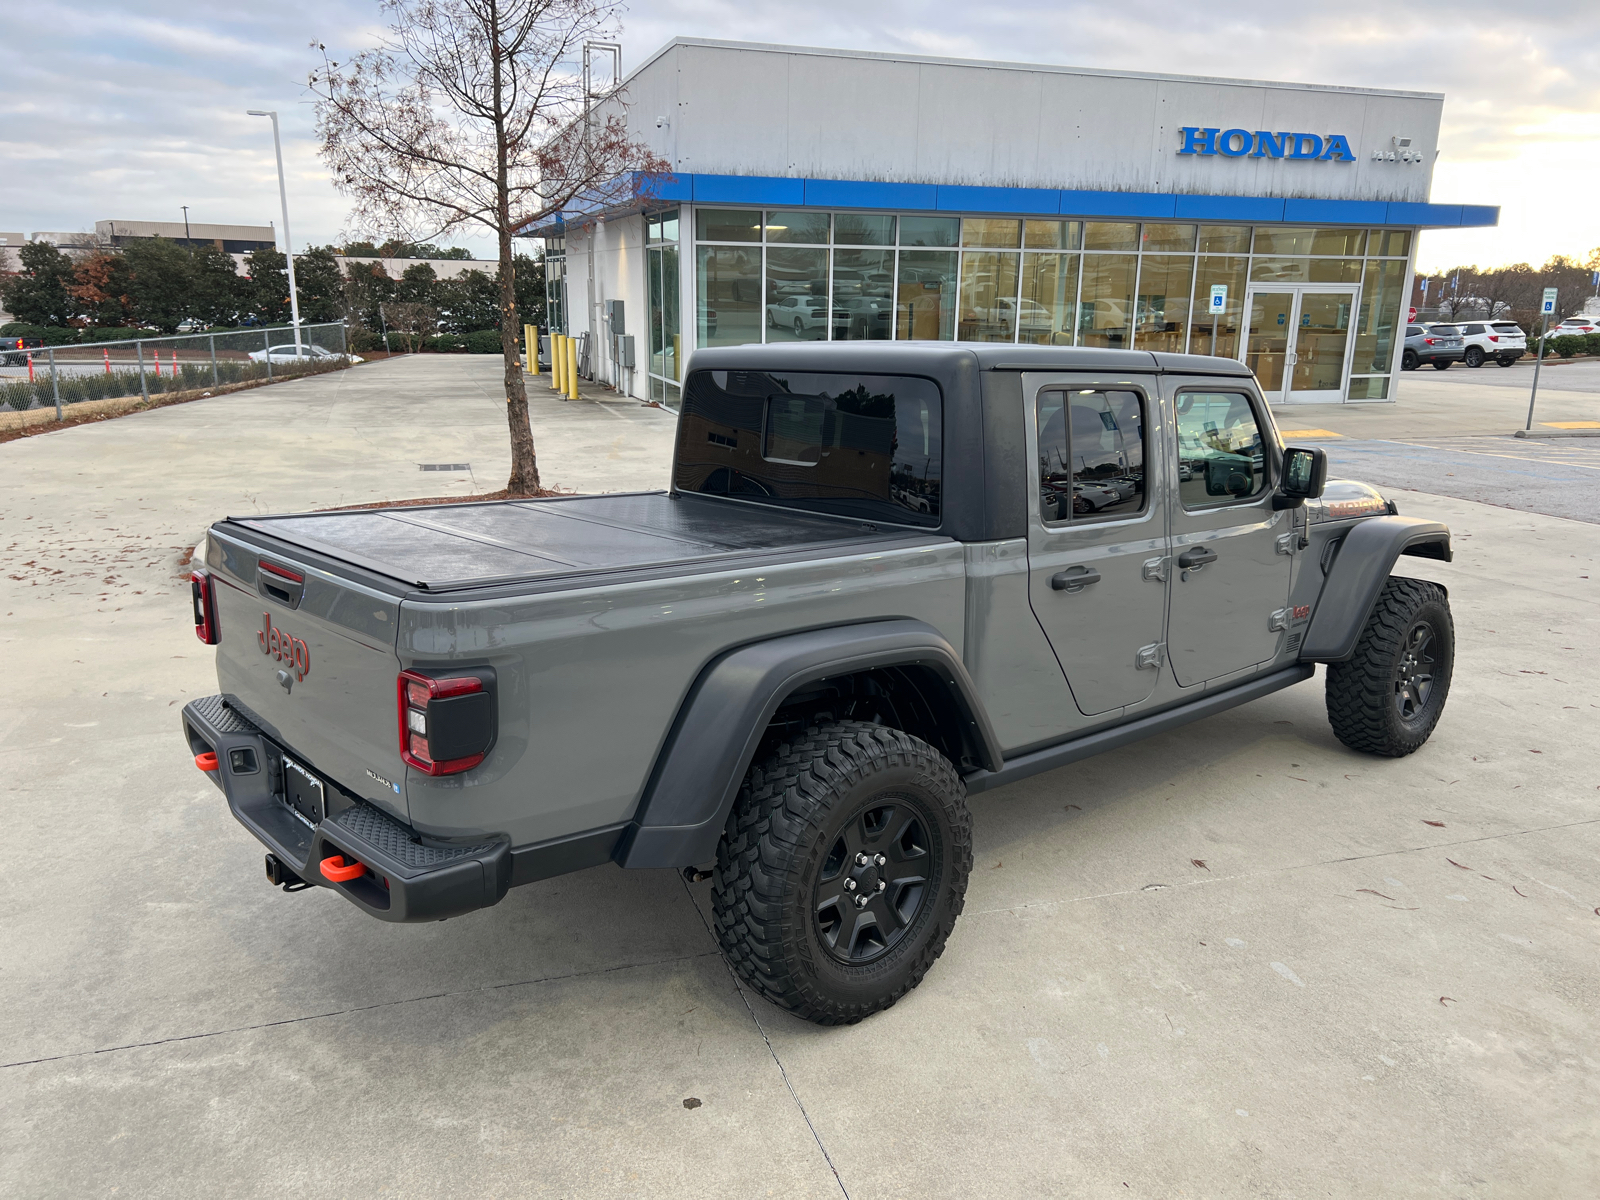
[1453, 321, 1526, 368]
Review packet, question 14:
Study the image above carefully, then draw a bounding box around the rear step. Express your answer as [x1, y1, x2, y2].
[183, 695, 512, 922]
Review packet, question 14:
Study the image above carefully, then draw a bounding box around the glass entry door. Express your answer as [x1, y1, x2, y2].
[1245, 286, 1358, 403]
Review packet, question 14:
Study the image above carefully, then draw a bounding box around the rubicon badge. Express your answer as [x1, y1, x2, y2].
[259, 611, 311, 682]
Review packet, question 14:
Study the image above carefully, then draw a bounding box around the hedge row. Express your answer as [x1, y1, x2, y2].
[1540, 332, 1600, 359]
[1, 356, 347, 412]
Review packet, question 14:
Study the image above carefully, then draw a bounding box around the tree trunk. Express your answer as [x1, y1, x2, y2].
[499, 222, 540, 496]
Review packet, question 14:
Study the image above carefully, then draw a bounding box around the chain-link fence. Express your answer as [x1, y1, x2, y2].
[1, 321, 351, 417]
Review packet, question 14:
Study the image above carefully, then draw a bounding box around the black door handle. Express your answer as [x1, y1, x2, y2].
[1177, 546, 1218, 569]
[1050, 567, 1101, 592]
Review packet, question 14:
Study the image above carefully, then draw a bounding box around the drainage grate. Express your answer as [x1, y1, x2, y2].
[418, 463, 471, 472]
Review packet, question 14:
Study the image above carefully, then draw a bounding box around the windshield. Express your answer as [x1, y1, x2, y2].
[675, 370, 944, 527]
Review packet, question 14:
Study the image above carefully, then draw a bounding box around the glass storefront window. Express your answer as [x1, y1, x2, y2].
[835, 214, 895, 245]
[696, 209, 761, 242]
[1354, 259, 1406, 374]
[1142, 224, 1197, 253]
[765, 247, 828, 342]
[832, 248, 894, 340]
[1019, 253, 1079, 345]
[766, 211, 829, 244]
[900, 216, 960, 247]
[1368, 229, 1412, 258]
[962, 219, 1022, 249]
[1253, 227, 1367, 257]
[647, 211, 679, 243]
[1084, 222, 1139, 251]
[897, 250, 957, 340]
[1134, 254, 1194, 352]
[696, 245, 761, 347]
[1024, 220, 1081, 250]
[1250, 257, 1363, 284]
[544, 248, 566, 333]
[1189, 256, 1248, 358]
[648, 243, 680, 379]
[1077, 254, 1136, 347]
[957, 251, 1021, 342]
[1198, 225, 1250, 254]
[1347, 376, 1390, 400]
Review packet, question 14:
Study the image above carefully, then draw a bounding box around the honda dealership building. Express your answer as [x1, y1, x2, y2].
[534, 38, 1495, 407]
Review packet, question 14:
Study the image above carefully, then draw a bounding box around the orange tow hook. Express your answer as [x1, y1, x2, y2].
[194, 751, 219, 771]
[320, 855, 366, 883]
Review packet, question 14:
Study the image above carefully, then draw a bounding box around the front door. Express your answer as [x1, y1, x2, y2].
[1025, 376, 1168, 716]
[1246, 287, 1358, 403]
[1166, 381, 1293, 688]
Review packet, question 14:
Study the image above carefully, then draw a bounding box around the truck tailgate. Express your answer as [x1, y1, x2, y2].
[205, 524, 407, 817]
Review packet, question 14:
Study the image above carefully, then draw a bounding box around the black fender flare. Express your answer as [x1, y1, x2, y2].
[1299, 516, 1452, 662]
[616, 619, 1003, 870]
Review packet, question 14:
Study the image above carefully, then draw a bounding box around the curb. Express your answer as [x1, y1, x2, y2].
[1513, 428, 1600, 439]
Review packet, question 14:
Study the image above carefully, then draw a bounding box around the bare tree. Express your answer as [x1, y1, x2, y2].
[311, 0, 666, 494]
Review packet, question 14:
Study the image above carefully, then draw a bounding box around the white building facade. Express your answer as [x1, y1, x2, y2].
[533, 39, 1496, 406]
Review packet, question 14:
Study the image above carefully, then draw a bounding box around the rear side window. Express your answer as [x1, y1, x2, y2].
[676, 370, 943, 526]
[1036, 389, 1147, 523]
[1462, 324, 1484, 334]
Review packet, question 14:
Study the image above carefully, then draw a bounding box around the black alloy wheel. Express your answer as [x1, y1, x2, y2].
[1497, 356, 1517, 367]
[1325, 576, 1454, 757]
[1464, 346, 1485, 367]
[1402, 349, 1419, 370]
[813, 798, 932, 965]
[1431, 358, 1453, 370]
[713, 720, 972, 1025]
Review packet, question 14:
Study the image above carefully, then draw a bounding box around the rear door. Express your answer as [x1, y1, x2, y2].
[1164, 379, 1292, 687]
[207, 526, 408, 819]
[1023, 373, 1168, 716]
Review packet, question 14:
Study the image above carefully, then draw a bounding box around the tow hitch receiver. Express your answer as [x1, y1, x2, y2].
[265, 853, 310, 892]
[320, 855, 367, 883]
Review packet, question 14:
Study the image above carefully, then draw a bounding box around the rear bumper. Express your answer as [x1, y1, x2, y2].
[181, 695, 510, 922]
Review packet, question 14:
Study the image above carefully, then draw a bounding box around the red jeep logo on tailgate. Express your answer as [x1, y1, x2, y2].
[259, 612, 311, 681]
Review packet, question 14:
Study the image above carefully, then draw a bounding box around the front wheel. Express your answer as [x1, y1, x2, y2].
[1401, 349, 1419, 370]
[713, 721, 972, 1025]
[1325, 577, 1454, 757]
[1497, 356, 1518, 367]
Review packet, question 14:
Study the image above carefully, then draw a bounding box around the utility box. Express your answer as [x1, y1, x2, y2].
[607, 300, 625, 337]
[619, 334, 636, 368]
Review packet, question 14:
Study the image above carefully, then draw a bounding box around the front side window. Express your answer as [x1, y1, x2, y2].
[676, 371, 943, 526]
[1174, 391, 1269, 509]
[1037, 389, 1146, 523]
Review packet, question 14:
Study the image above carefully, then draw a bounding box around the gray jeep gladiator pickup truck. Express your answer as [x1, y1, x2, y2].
[182, 343, 1454, 1024]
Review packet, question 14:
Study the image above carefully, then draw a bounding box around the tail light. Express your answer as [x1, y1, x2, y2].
[191, 569, 219, 645]
[1423, 337, 1436, 345]
[397, 668, 497, 775]
[1488, 335, 1499, 342]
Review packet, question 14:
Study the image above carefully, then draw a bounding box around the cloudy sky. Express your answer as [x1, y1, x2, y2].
[3, 1, 1597, 273]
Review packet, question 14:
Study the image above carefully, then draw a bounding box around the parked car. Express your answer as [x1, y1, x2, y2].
[1402, 324, 1464, 370]
[766, 295, 828, 339]
[183, 342, 1456, 1027]
[2, 335, 43, 366]
[1454, 321, 1525, 368]
[1552, 316, 1598, 336]
[248, 344, 364, 365]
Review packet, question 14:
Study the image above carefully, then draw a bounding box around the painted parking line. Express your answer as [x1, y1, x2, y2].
[1542, 421, 1600, 429]
[1278, 428, 1344, 439]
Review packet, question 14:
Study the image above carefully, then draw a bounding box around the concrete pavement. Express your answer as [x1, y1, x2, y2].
[3, 356, 1598, 1197]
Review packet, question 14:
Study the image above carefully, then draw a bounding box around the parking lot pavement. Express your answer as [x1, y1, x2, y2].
[4, 357, 1599, 1195]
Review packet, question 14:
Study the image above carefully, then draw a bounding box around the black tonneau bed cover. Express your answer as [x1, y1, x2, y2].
[225, 491, 940, 592]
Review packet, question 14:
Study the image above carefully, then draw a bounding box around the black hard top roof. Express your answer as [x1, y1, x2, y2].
[685, 341, 1254, 378]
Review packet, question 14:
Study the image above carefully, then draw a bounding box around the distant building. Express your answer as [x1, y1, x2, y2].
[96, 219, 277, 253]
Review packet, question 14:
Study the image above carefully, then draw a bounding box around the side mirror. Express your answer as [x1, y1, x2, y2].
[1273, 446, 1328, 509]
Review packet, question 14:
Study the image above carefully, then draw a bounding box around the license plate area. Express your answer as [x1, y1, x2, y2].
[282, 757, 326, 828]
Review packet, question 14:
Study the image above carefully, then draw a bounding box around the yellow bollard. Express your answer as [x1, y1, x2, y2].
[524, 324, 539, 377]
[550, 334, 564, 392]
[565, 335, 579, 401]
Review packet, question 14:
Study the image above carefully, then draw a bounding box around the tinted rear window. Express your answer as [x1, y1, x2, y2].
[1491, 323, 1522, 333]
[1430, 326, 1461, 335]
[676, 370, 943, 527]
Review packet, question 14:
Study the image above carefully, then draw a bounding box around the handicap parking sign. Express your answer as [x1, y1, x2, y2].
[1276, 313, 1285, 325]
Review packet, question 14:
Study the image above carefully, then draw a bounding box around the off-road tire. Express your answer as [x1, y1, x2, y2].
[1325, 576, 1454, 757]
[712, 721, 972, 1025]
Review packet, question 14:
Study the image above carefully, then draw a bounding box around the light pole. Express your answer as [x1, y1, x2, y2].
[181, 205, 192, 244]
[246, 110, 303, 357]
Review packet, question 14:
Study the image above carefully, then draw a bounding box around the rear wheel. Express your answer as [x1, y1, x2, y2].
[1464, 346, 1485, 367]
[1325, 577, 1454, 757]
[713, 721, 972, 1025]
[1401, 349, 1419, 370]
[1497, 356, 1517, 367]
[1431, 358, 1453, 370]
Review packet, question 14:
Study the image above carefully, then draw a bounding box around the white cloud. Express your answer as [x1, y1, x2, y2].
[2, 0, 1596, 267]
